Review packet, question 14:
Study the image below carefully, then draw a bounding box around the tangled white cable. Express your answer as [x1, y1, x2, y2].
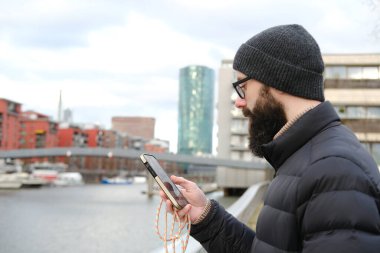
[155, 199, 191, 253]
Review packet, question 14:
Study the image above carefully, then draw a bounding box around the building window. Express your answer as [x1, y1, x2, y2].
[231, 151, 242, 160]
[334, 106, 380, 119]
[231, 119, 248, 133]
[35, 133, 46, 148]
[231, 106, 242, 117]
[346, 106, 366, 119]
[325, 66, 346, 79]
[231, 135, 240, 146]
[347, 66, 379, 79]
[243, 151, 252, 160]
[347, 67, 362, 79]
[325, 66, 380, 80]
[367, 107, 380, 119]
[230, 135, 248, 148]
[362, 67, 379, 79]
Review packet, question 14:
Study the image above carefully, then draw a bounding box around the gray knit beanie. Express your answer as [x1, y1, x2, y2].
[233, 24, 325, 101]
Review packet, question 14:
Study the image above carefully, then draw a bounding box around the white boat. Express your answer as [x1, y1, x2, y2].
[0, 160, 60, 189]
[20, 173, 47, 188]
[27, 162, 67, 184]
[101, 176, 133, 185]
[133, 176, 147, 184]
[0, 173, 23, 189]
[0, 159, 23, 189]
[53, 172, 84, 186]
[0, 172, 47, 189]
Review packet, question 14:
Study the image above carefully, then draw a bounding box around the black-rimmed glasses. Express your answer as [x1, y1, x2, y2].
[232, 76, 251, 99]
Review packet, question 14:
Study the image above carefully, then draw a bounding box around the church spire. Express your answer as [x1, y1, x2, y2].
[58, 90, 62, 123]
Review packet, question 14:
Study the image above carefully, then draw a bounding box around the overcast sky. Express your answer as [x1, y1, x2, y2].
[1, 0, 379, 152]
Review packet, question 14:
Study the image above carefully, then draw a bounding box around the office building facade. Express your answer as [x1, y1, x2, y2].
[324, 54, 380, 164]
[217, 54, 380, 164]
[178, 65, 215, 155]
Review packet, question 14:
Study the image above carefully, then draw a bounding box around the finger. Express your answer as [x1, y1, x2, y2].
[170, 175, 193, 189]
[176, 204, 191, 217]
[166, 199, 174, 213]
[159, 190, 168, 200]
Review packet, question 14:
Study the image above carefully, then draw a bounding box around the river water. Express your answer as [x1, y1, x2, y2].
[0, 183, 236, 253]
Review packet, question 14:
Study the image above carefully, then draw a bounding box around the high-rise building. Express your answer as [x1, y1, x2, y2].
[217, 54, 380, 164]
[111, 116, 155, 140]
[178, 65, 215, 155]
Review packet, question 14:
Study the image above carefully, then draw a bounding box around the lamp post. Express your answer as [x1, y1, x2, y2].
[66, 150, 72, 171]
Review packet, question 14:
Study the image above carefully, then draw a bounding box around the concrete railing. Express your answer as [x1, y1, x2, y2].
[152, 181, 270, 253]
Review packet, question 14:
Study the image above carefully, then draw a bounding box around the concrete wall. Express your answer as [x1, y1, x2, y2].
[217, 166, 273, 189]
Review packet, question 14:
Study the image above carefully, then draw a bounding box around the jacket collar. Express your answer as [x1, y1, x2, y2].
[262, 101, 340, 170]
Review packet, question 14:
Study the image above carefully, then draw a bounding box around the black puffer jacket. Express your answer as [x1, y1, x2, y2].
[191, 102, 380, 253]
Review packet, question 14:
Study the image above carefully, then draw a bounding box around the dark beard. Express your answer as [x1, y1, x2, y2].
[242, 86, 287, 158]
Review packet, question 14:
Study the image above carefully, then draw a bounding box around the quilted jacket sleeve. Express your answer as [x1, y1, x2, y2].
[297, 157, 380, 253]
[190, 200, 256, 253]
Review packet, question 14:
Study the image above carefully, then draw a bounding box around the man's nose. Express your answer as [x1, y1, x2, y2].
[235, 97, 247, 108]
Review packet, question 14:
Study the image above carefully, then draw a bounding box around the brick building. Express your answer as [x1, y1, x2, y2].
[57, 123, 88, 147]
[111, 116, 155, 140]
[83, 124, 104, 148]
[103, 129, 128, 148]
[144, 139, 170, 153]
[20, 111, 59, 149]
[0, 98, 22, 150]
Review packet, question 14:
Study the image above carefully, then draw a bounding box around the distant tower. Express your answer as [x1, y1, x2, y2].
[178, 65, 215, 155]
[57, 90, 62, 123]
[63, 108, 73, 123]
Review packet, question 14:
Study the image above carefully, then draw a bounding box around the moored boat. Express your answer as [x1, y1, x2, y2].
[101, 176, 133, 185]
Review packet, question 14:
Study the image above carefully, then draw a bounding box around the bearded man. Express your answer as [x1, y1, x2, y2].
[160, 24, 380, 253]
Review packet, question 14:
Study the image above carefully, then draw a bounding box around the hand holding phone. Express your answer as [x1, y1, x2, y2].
[140, 153, 189, 209]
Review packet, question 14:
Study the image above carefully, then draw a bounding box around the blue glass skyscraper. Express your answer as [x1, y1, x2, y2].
[178, 65, 215, 155]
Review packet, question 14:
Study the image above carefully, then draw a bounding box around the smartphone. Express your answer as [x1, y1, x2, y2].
[140, 153, 188, 209]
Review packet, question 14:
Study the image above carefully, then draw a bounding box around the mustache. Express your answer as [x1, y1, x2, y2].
[242, 107, 253, 117]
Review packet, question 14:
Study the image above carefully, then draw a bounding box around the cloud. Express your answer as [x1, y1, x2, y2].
[0, 0, 379, 153]
[0, 0, 127, 49]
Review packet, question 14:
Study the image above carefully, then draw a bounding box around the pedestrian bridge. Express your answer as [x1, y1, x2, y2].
[0, 147, 272, 189]
[0, 147, 268, 170]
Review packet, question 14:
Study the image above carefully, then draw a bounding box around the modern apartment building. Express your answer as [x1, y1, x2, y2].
[324, 54, 380, 164]
[178, 65, 215, 155]
[217, 54, 380, 164]
[218, 60, 263, 162]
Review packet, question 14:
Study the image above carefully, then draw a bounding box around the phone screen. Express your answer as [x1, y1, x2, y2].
[143, 154, 188, 208]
